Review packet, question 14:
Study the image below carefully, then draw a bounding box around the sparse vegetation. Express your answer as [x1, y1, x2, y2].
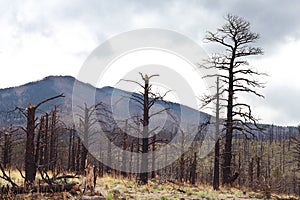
[0, 13, 298, 200]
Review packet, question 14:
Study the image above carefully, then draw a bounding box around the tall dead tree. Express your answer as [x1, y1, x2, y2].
[122, 72, 169, 184]
[17, 93, 64, 183]
[42, 113, 49, 166]
[77, 103, 100, 172]
[121, 119, 128, 177]
[213, 77, 221, 190]
[1, 125, 18, 169]
[67, 125, 76, 171]
[49, 106, 59, 171]
[204, 14, 264, 184]
[35, 116, 45, 166]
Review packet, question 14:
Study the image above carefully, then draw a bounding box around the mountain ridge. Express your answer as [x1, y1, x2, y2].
[0, 75, 298, 139]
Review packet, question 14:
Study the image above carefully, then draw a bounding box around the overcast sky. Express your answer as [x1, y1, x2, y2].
[0, 0, 299, 126]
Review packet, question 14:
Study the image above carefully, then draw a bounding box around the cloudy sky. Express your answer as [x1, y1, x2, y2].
[0, 0, 299, 126]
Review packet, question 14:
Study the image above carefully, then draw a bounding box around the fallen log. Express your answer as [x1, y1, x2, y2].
[1, 182, 78, 195]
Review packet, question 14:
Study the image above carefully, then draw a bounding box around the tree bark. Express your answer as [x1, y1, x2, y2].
[140, 81, 149, 184]
[213, 77, 220, 190]
[25, 105, 36, 183]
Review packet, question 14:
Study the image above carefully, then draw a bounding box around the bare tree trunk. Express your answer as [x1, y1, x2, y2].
[178, 129, 185, 183]
[129, 142, 134, 180]
[223, 64, 234, 184]
[44, 113, 49, 169]
[151, 134, 156, 179]
[76, 136, 81, 172]
[190, 151, 197, 185]
[25, 105, 37, 183]
[35, 116, 44, 166]
[136, 138, 140, 176]
[80, 105, 90, 172]
[3, 134, 10, 168]
[71, 127, 76, 171]
[67, 127, 74, 171]
[106, 136, 112, 174]
[213, 77, 220, 190]
[249, 158, 254, 188]
[121, 120, 128, 177]
[49, 107, 58, 171]
[140, 80, 149, 184]
[2, 128, 12, 169]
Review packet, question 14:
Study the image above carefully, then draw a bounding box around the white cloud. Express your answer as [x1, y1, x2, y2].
[0, 0, 300, 125]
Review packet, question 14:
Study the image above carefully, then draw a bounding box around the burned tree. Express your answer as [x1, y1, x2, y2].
[122, 73, 169, 184]
[67, 125, 77, 171]
[49, 106, 60, 171]
[76, 103, 101, 172]
[17, 93, 64, 183]
[204, 14, 264, 184]
[0, 125, 18, 169]
[213, 77, 221, 190]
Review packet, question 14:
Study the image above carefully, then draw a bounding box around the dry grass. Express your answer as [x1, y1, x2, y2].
[1, 170, 299, 199]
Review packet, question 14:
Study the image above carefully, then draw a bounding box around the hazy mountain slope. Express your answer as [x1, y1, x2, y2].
[0, 75, 297, 139]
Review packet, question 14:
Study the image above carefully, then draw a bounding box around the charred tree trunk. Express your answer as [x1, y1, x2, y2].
[71, 127, 76, 171]
[151, 134, 156, 179]
[249, 158, 254, 188]
[213, 77, 220, 190]
[76, 136, 81, 172]
[223, 62, 234, 184]
[80, 106, 89, 172]
[121, 122, 128, 177]
[68, 127, 75, 171]
[35, 116, 44, 166]
[43, 113, 49, 168]
[129, 142, 134, 179]
[121, 120, 128, 177]
[213, 139, 220, 188]
[106, 136, 112, 174]
[140, 80, 149, 184]
[190, 151, 197, 185]
[49, 108, 58, 172]
[179, 130, 185, 183]
[136, 137, 140, 175]
[25, 105, 37, 183]
[2, 128, 12, 169]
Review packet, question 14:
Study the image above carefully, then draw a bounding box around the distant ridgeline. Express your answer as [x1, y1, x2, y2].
[0, 75, 298, 141]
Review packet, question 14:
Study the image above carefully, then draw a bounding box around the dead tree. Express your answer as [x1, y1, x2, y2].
[76, 103, 101, 172]
[179, 129, 185, 183]
[1, 125, 18, 169]
[41, 113, 49, 166]
[67, 125, 76, 171]
[200, 76, 224, 189]
[213, 77, 221, 190]
[49, 106, 59, 171]
[35, 116, 45, 166]
[204, 14, 264, 184]
[122, 72, 169, 184]
[17, 93, 64, 183]
[121, 119, 128, 177]
[96, 104, 119, 174]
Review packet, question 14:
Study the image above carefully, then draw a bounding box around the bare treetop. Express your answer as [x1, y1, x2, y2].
[205, 14, 263, 57]
[139, 72, 159, 84]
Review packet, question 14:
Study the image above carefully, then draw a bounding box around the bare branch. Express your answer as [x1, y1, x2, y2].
[0, 164, 19, 187]
[35, 93, 65, 109]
